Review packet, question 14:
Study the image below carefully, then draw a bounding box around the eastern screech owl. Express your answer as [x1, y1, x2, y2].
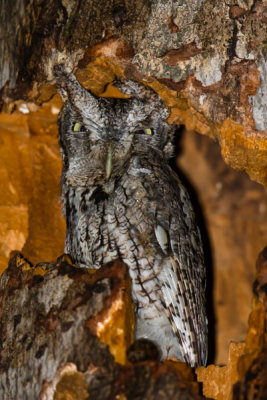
[54, 65, 208, 367]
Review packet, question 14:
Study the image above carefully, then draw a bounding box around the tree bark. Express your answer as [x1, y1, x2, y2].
[1, 0, 267, 183]
[0, 254, 202, 399]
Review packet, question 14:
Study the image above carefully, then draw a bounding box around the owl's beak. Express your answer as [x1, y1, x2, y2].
[106, 145, 112, 179]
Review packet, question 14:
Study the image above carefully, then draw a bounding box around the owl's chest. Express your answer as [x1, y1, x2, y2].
[66, 174, 156, 267]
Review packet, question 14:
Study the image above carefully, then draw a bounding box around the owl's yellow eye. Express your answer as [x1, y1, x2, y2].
[73, 122, 81, 132]
[144, 128, 153, 135]
[135, 128, 154, 136]
[72, 122, 87, 132]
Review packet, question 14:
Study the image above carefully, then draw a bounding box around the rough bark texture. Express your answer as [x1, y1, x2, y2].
[0, 254, 202, 400]
[1, 0, 267, 183]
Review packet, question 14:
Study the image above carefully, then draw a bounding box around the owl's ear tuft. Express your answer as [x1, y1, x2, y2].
[53, 64, 72, 101]
[113, 79, 166, 108]
[53, 64, 70, 79]
[113, 79, 152, 100]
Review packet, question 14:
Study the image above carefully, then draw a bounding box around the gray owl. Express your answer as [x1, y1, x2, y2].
[54, 65, 208, 367]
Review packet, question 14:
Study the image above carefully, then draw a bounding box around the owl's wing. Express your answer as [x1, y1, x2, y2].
[153, 174, 208, 367]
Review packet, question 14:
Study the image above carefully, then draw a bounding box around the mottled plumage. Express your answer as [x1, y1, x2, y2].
[54, 65, 208, 367]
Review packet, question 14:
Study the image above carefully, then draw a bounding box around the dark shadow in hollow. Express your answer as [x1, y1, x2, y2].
[169, 126, 216, 365]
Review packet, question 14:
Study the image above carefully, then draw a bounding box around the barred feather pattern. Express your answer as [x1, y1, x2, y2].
[54, 64, 208, 367]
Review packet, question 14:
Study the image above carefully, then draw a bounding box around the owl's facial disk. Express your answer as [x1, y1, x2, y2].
[59, 101, 158, 184]
[70, 117, 155, 179]
[58, 95, 175, 188]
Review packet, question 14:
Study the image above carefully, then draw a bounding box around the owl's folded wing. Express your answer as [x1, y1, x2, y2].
[154, 185, 208, 366]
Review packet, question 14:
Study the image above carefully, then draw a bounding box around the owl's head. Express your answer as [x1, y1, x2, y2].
[54, 65, 175, 186]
